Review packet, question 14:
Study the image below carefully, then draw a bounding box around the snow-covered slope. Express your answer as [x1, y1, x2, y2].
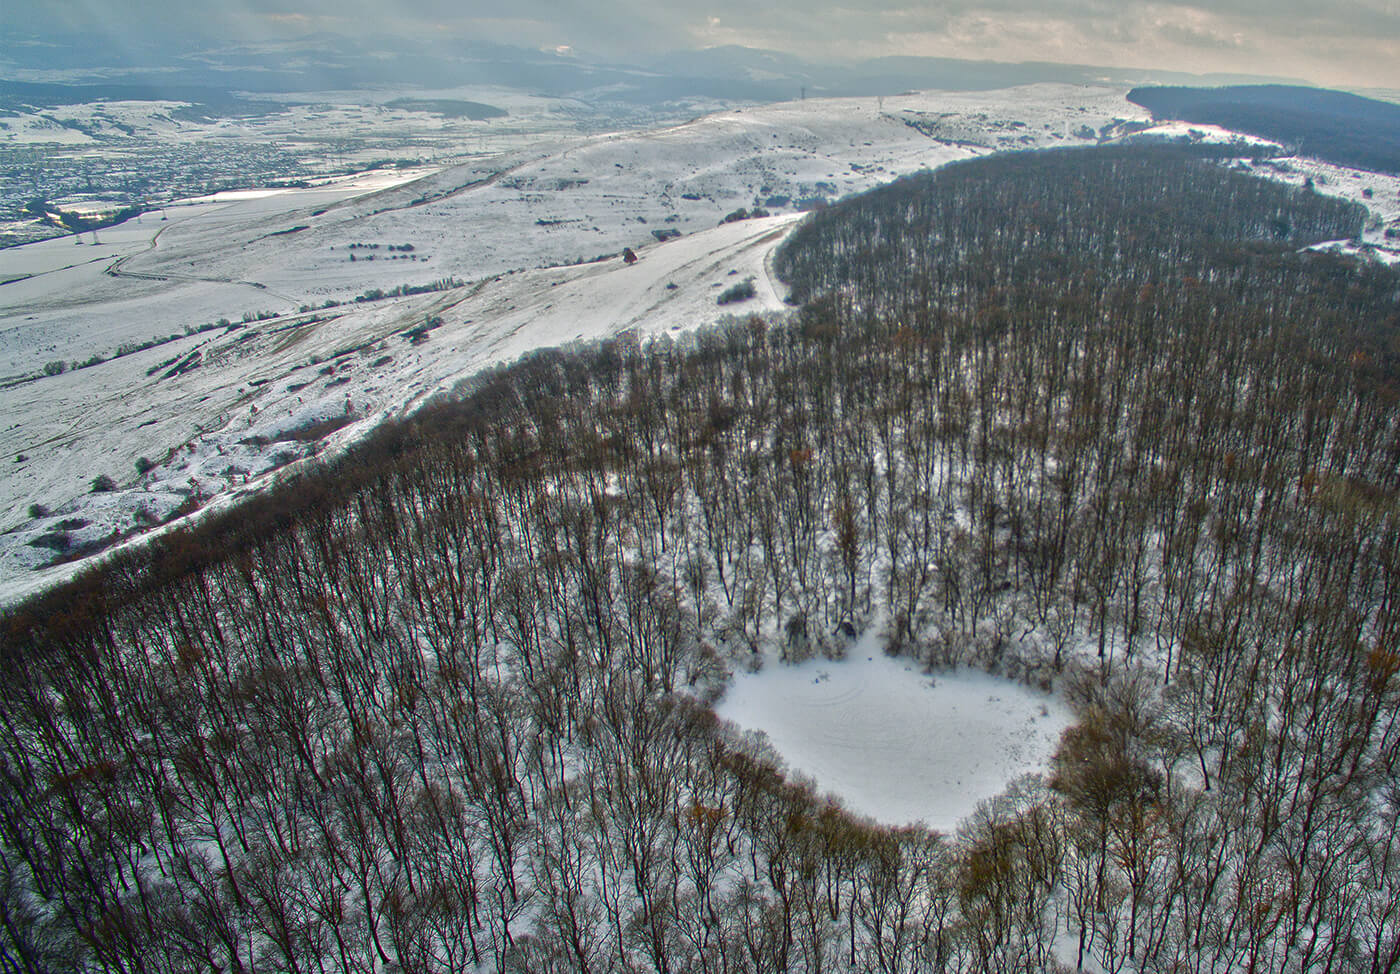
[2, 84, 1147, 379]
[0, 212, 798, 599]
[4, 82, 1397, 600]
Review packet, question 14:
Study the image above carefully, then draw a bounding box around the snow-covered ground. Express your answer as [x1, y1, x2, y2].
[1256, 158, 1400, 262]
[0, 85, 609, 248]
[716, 634, 1072, 831]
[4, 81, 1398, 600]
[0, 211, 798, 600]
[0, 83, 1153, 379]
[0, 168, 433, 340]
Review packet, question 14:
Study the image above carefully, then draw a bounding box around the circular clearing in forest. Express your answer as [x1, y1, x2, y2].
[715, 634, 1072, 831]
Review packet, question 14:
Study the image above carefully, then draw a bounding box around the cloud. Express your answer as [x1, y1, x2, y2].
[1155, 19, 1246, 52]
[4, 0, 1397, 89]
[260, 11, 326, 31]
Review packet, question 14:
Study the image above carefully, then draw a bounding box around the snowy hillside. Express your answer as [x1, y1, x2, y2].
[3, 82, 1398, 600]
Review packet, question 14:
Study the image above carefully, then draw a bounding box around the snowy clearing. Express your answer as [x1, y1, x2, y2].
[716, 635, 1073, 832]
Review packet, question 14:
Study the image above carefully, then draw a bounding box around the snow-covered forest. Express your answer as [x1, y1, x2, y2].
[2, 146, 1398, 972]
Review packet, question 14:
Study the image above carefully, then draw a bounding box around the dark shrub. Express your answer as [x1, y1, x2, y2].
[717, 279, 757, 305]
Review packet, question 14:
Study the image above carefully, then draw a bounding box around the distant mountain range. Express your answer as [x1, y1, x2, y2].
[647, 45, 1307, 99]
[0, 29, 1310, 108]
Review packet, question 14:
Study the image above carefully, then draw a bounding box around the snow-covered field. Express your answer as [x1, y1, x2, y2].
[716, 636, 1072, 831]
[0, 211, 798, 599]
[2, 83, 1151, 378]
[3, 81, 1398, 600]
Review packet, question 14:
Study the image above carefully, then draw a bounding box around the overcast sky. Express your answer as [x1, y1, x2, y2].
[7, 0, 1398, 90]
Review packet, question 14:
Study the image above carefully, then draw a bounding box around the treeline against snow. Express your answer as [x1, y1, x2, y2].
[1127, 85, 1400, 175]
[1, 147, 1398, 973]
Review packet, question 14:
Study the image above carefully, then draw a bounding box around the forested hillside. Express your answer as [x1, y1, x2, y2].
[1127, 85, 1400, 173]
[2, 147, 1397, 973]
